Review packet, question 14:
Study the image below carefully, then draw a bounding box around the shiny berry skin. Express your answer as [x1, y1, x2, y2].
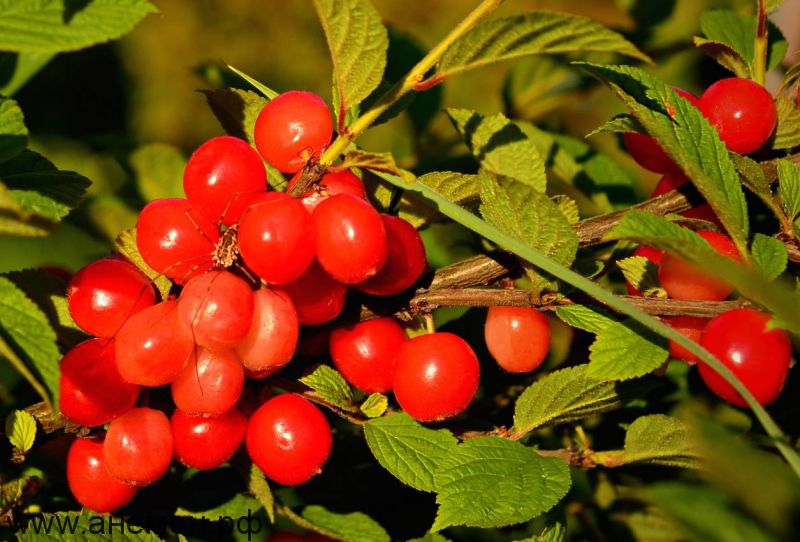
[183, 136, 268, 226]
[254, 91, 333, 173]
[221, 190, 269, 226]
[67, 257, 156, 338]
[275, 261, 348, 325]
[136, 198, 220, 284]
[484, 307, 550, 373]
[663, 315, 707, 363]
[246, 394, 332, 486]
[177, 270, 255, 350]
[698, 309, 791, 407]
[59, 339, 140, 427]
[625, 245, 664, 297]
[288, 169, 367, 213]
[115, 301, 194, 386]
[623, 87, 698, 173]
[171, 409, 246, 470]
[236, 288, 299, 375]
[171, 348, 245, 417]
[698, 78, 777, 154]
[67, 437, 137, 513]
[103, 407, 174, 486]
[356, 215, 427, 296]
[392, 333, 480, 422]
[238, 192, 316, 284]
[313, 195, 388, 284]
[659, 231, 741, 301]
[329, 317, 407, 393]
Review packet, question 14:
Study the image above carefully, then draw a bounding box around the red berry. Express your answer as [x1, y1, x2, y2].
[698, 78, 777, 154]
[177, 270, 255, 350]
[136, 198, 220, 284]
[625, 245, 664, 297]
[246, 394, 332, 486]
[275, 261, 348, 325]
[222, 190, 270, 226]
[484, 307, 550, 373]
[171, 408, 246, 470]
[103, 407, 173, 486]
[652, 172, 720, 225]
[67, 257, 156, 338]
[235, 288, 299, 375]
[288, 169, 367, 213]
[698, 309, 791, 407]
[171, 348, 245, 417]
[67, 437, 137, 513]
[59, 339, 140, 427]
[329, 318, 407, 393]
[392, 333, 480, 422]
[183, 136, 268, 226]
[663, 315, 707, 363]
[356, 215, 427, 296]
[254, 91, 333, 173]
[313, 195, 388, 284]
[115, 301, 195, 386]
[659, 230, 740, 301]
[238, 192, 316, 284]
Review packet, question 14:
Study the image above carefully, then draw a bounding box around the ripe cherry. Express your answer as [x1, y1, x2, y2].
[171, 408, 247, 470]
[246, 394, 333, 486]
[67, 437, 137, 513]
[663, 315, 707, 363]
[183, 136, 267, 226]
[356, 215, 427, 296]
[625, 245, 663, 297]
[236, 288, 299, 375]
[288, 169, 367, 213]
[177, 270, 255, 350]
[171, 348, 245, 417]
[651, 172, 720, 225]
[659, 230, 741, 301]
[484, 307, 550, 373]
[275, 261, 348, 325]
[67, 257, 156, 338]
[329, 317, 407, 393]
[136, 198, 220, 284]
[103, 407, 174, 486]
[623, 87, 698, 173]
[313, 195, 388, 284]
[698, 78, 777, 154]
[238, 192, 316, 284]
[60, 338, 140, 427]
[254, 91, 333, 173]
[392, 332, 480, 422]
[115, 301, 195, 386]
[698, 309, 791, 407]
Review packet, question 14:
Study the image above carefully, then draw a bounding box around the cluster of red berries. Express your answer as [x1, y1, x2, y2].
[623, 78, 791, 407]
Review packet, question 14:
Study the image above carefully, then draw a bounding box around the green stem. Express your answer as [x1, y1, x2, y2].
[319, 0, 505, 165]
[753, 0, 768, 85]
[0, 345, 51, 408]
[372, 169, 800, 479]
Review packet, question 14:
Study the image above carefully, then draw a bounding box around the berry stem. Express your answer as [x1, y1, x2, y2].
[318, 0, 505, 166]
[753, 0, 768, 86]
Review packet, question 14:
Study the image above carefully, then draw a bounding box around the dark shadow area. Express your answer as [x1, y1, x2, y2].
[63, 0, 93, 24]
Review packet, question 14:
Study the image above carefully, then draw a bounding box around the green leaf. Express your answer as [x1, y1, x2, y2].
[586, 113, 641, 137]
[5, 409, 35, 452]
[622, 414, 699, 468]
[554, 304, 615, 333]
[223, 63, 278, 99]
[436, 12, 650, 82]
[778, 159, 800, 221]
[302, 505, 390, 542]
[114, 229, 171, 300]
[552, 195, 579, 224]
[618, 255, 665, 298]
[432, 437, 571, 531]
[130, 143, 186, 202]
[692, 37, 751, 78]
[578, 63, 749, 253]
[700, 10, 787, 70]
[511, 365, 651, 436]
[16, 510, 165, 541]
[0, 0, 157, 54]
[767, 0, 785, 13]
[0, 51, 53, 96]
[1, 476, 37, 517]
[589, 318, 668, 380]
[364, 413, 458, 492]
[360, 393, 388, 418]
[299, 364, 357, 412]
[312, 0, 388, 127]
[449, 109, 546, 191]
[0, 275, 60, 406]
[730, 154, 778, 215]
[0, 96, 27, 162]
[341, 149, 415, 183]
[408, 535, 450, 542]
[201, 88, 267, 146]
[773, 96, 800, 150]
[750, 233, 787, 281]
[248, 464, 274, 524]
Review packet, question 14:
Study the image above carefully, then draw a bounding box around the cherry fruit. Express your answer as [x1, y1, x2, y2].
[171, 348, 245, 417]
[663, 315, 707, 363]
[659, 231, 741, 301]
[356, 214, 427, 296]
[651, 172, 720, 225]
[171, 409, 247, 470]
[67, 437, 137, 513]
[289, 169, 367, 213]
[275, 261, 348, 325]
[484, 307, 550, 373]
[236, 288, 299, 375]
[103, 407, 174, 486]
